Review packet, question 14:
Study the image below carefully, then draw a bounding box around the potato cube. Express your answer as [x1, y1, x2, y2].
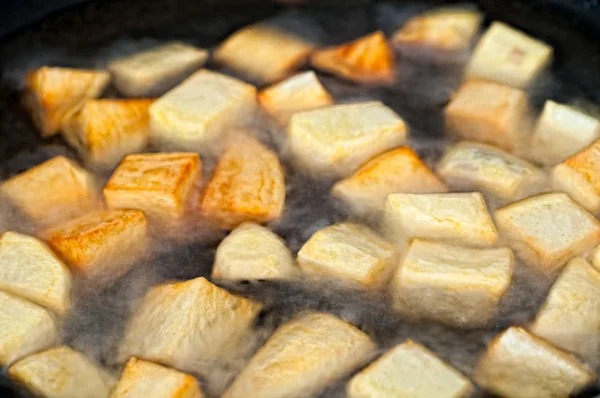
[0, 156, 100, 228]
[213, 222, 297, 280]
[21, 66, 110, 137]
[258, 71, 333, 126]
[473, 327, 594, 398]
[297, 223, 395, 287]
[391, 239, 513, 328]
[437, 141, 547, 203]
[104, 153, 201, 227]
[62, 99, 154, 169]
[108, 42, 209, 97]
[223, 312, 376, 398]
[445, 79, 529, 152]
[310, 31, 395, 84]
[531, 100, 600, 166]
[333, 147, 448, 216]
[288, 101, 407, 176]
[0, 291, 57, 367]
[495, 193, 600, 274]
[0, 232, 71, 316]
[347, 340, 473, 398]
[465, 22, 553, 88]
[44, 209, 147, 281]
[119, 277, 262, 382]
[200, 134, 285, 229]
[384, 192, 498, 247]
[8, 346, 115, 398]
[214, 24, 313, 84]
[111, 357, 205, 398]
[149, 70, 257, 153]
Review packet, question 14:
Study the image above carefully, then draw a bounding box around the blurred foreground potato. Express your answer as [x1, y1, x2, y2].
[0, 156, 100, 228]
[108, 42, 209, 97]
[111, 357, 205, 398]
[297, 223, 395, 287]
[8, 346, 115, 398]
[223, 312, 376, 398]
[495, 193, 600, 275]
[474, 327, 594, 398]
[347, 340, 473, 398]
[21, 66, 110, 137]
[0, 232, 71, 316]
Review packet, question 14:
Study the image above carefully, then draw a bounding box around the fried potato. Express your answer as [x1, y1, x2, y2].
[8, 346, 115, 398]
[495, 193, 600, 275]
[391, 239, 513, 328]
[384, 192, 498, 247]
[531, 100, 600, 166]
[149, 70, 257, 153]
[223, 312, 376, 398]
[62, 99, 154, 169]
[310, 31, 395, 84]
[21, 66, 110, 137]
[108, 42, 209, 97]
[111, 357, 205, 398]
[200, 135, 285, 229]
[332, 146, 447, 216]
[213, 222, 297, 280]
[437, 141, 547, 203]
[258, 71, 333, 126]
[297, 223, 395, 287]
[465, 22, 553, 88]
[0, 155, 100, 228]
[445, 79, 529, 153]
[0, 291, 57, 367]
[44, 209, 147, 281]
[473, 327, 594, 398]
[288, 101, 407, 177]
[347, 340, 473, 398]
[0, 232, 71, 316]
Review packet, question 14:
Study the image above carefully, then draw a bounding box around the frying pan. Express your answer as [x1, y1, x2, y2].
[1, 0, 600, 397]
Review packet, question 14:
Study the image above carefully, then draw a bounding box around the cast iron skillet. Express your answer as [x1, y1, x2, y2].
[1, 1, 600, 397]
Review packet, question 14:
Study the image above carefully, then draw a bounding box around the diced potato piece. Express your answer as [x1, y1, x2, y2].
[111, 357, 205, 398]
[0, 156, 100, 228]
[62, 99, 154, 169]
[108, 42, 209, 97]
[333, 147, 448, 216]
[437, 141, 547, 203]
[0, 232, 71, 316]
[391, 239, 513, 328]
[200, 135, 285, 229]
[384, 192, 498, 247]
[213, 222, 297, 280]
[495, 193, 600, 274]
[104, 153, 201, 227]
[531, 258, 600, 366]
[473, 327, 594, 398]
[445, 79, 529, 153]
[0, 291, 57, 367]
[592, 245, 600, 272]
[149, 70, 257, 153]
[310, 31, 395, 84]
[465, 22, 553, 88]
[531, 100, 600, 166]
[347, 340, 473, 398]
[8, 346, 115, 398]
[258, 71, 333, 126]
[223, 312, 376, 398]
[21, 66, 110, 137]
[119, 277, 262, 381]
[297, 223, 395, 287]
[288, 101, 407, 176]
[44, 209, 147, 281]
